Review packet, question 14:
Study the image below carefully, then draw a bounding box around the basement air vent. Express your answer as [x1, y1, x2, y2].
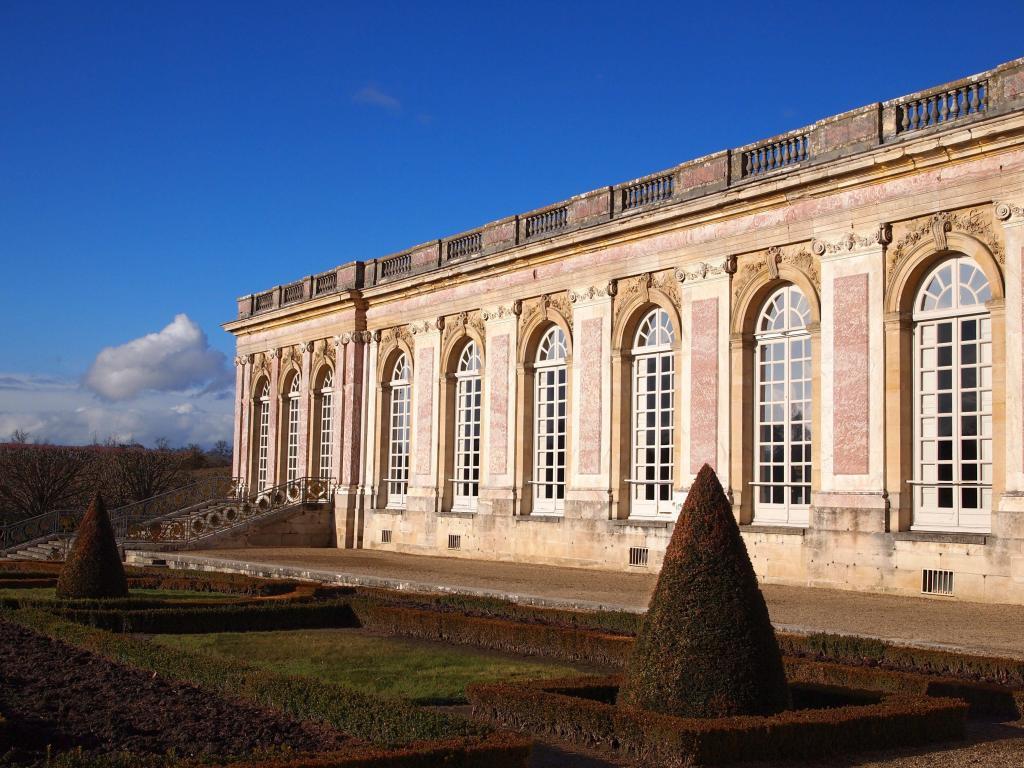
[922, 569, 954, 596]
[381, 529, 392, 544]
[448, 534, 462, 550]
[629, 547, 649, 567]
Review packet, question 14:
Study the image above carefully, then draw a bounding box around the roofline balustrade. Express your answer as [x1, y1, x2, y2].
[234, 57, 1024, 321]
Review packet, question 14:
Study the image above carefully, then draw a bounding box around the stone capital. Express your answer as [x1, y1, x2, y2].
[995, 201, 1024, 227]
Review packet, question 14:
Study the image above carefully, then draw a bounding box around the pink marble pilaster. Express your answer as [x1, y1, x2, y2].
[415, 347, 434, 476]
[833, 273, 870, 474]
[232, 359, 245, 479]
[297, 345, 312, 478]
[266, 353, 281, 484]
[689, 298, 719, 473]
[579, 318, 603, 475]
[341, 339, 365, 486]
[488, 334, 510, 475]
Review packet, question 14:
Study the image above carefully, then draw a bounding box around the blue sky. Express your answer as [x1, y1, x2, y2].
[1, 1, 1022, 447]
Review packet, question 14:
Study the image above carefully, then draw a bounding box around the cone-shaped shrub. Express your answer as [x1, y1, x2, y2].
[619, 464, 789, 718]
[55, 492, 129, 599]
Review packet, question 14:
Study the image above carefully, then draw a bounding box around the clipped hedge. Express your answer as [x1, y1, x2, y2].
[351, 599, 631, 668]
[468, 674, 966, 766]
[125, 569, 301, 597]
[6, 608, 490, 747]
[45, 598, 360, 634]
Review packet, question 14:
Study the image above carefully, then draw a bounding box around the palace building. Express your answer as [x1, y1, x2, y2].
[225, 58, 1024, 603]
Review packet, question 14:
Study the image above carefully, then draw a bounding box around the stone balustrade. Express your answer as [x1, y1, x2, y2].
[235, 57, 1024, 320]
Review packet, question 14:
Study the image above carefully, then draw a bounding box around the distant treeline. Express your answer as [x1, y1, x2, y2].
[0, 436, 232, 524]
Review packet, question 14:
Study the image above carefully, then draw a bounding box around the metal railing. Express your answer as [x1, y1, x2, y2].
[0, 508, 81, 557]
[124, 476, 332, 546]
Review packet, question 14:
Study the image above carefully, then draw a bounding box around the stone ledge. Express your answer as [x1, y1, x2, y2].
[740, 525, 807, 536]
[515, 515, 563, 524]
[893, 531, 989, 546]
[437, 510, 476, 519]
[371, 507, 405, 517]
[609, 518, 672, 530]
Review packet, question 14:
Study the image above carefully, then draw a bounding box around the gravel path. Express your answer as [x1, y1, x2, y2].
[174, 547, 1024, 658]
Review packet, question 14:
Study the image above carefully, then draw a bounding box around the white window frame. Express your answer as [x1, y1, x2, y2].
[753, 285, 812, 527]
[285, 375, 301, 483]
[533, 326, 568, 515]
[386, 354, 411, 509]
[452, 342, 482, 512]
[256, 381, 271, 491]
[912, 255, 993, 533]
[318, 370, 334, 481]
[629, 308, 676, 517]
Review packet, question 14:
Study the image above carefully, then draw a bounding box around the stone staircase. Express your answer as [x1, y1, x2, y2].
[1, 476, 333, 561]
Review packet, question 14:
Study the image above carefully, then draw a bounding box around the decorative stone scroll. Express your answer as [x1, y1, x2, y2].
[311, 338, 335, 374]
[481, 302, 521, 321]
[568, 281, 616, 303]
[611, 271, 678, 329]
[811, 224, 892, 258]
[674, 256, 736, 283]
[886, 208, 1005, 293]
[374, 325, 412, 368]
[250, 351, 269, 380]
[410, 317, 444, 336]
[441, 310, 485, 348]
[732, 244, 821, 301]
[995, 201, 1024, 223]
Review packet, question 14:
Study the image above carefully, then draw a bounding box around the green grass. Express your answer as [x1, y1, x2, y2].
[153, 628, 594, 704]
[0, 587, 237, 602]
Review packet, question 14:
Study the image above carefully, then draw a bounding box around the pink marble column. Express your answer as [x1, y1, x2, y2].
[833, 274, 870, 474]
[689, 298, 719, 472]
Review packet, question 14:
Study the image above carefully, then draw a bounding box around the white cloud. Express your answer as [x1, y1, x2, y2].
[353, 84, 401, 112]
[84, 314, 232, 401]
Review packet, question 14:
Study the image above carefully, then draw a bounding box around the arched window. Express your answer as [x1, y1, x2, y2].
[753, 285, 812, 526]
[318, 370, 334, 481]
[285, 374, 301, 483]
[255, 381, 271, 491]
[630, 308, 675, 516]
[453, 342, 482, 510]
[913, 255, 992, 532]
[387, 354, 411, 508]
[534, 326, 568, 514]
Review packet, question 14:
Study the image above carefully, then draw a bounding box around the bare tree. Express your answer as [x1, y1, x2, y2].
[110, 442, 187, 503]
[9, 429, 30, 444]
[0, 444, 99, 521]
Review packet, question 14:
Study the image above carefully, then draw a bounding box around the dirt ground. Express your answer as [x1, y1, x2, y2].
[179, 547, 1024, 658]
[0, 619, 354, 763]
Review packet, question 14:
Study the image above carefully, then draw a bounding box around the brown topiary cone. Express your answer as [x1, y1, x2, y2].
[618, 463, 789, 718]
[55, 492, 129, 599]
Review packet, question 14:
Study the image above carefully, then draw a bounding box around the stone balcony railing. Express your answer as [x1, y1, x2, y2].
[235, 57, 1024, 320]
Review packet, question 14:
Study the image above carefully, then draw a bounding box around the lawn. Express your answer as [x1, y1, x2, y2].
[153, 628, 596, 704]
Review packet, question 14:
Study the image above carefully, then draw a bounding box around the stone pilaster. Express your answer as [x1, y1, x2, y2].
[297, 342, 313, 478]
[266, 350, 281, 485]
[232, 356, 248, 487]
[480, 303, 519, 515]
[409, 318, 443, 513]
[333, 332, 368, 547]
[996, 201, 1024, 505]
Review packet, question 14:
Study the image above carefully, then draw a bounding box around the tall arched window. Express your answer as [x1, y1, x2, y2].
[913, 255, 992, 532]
[285, 375, 301, 483]
[318, 370, 334, 481]
[255, 381, 271, 491]
[630, 308, 675, 516]
[753, 285, 812, 526]
[387, 353, 411, 508]
[453, 342, 482, 510]
[534, 326, 568, 514]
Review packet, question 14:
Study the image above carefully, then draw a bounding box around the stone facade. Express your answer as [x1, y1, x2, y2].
[225, 58, 1024, 604]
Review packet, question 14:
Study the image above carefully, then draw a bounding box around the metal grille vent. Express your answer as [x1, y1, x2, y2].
[448, 534, 462, 550]
[922, 569, 954, 596]
[629, 547, 649, 567]
[381, 529, 392, 544]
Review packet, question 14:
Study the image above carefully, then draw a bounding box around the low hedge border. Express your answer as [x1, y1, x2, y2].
[0, 577, 55, 589]
[467, 674, 966, 766]
[38, 598, 361, 634]
[5, 608, 492, 748]
[352, 588, 1024, 689]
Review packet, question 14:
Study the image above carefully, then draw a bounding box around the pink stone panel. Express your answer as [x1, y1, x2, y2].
[1005, 70, 1024, 100]
[488, 334, 510, 475]
[816, 109, 876, 152]
[833, 274, 870, 475]
[579, 318, 603, 475]
[568, 190, 609, 223]
[415, 347, 434, 476]
[409, 244, 437, 269]
[689, 298, 719, 473]
[483, 219, 516, 248]
[677, 154, 727, 191]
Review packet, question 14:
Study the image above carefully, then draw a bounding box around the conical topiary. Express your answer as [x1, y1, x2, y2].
[619, 464, 789, 718]
[55, 492, 129, 599]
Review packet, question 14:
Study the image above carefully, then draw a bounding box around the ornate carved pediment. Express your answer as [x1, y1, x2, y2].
[311, 338, 334, 372]
[441, 310, 484, 347]
[520, 292, 574, 334]
[250, 351, 268, 379]
[886, 208, 1004, 293]
[279, 344, 302, 370]
[732, 244, 820, 301]
[374, 324, 412, 367]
